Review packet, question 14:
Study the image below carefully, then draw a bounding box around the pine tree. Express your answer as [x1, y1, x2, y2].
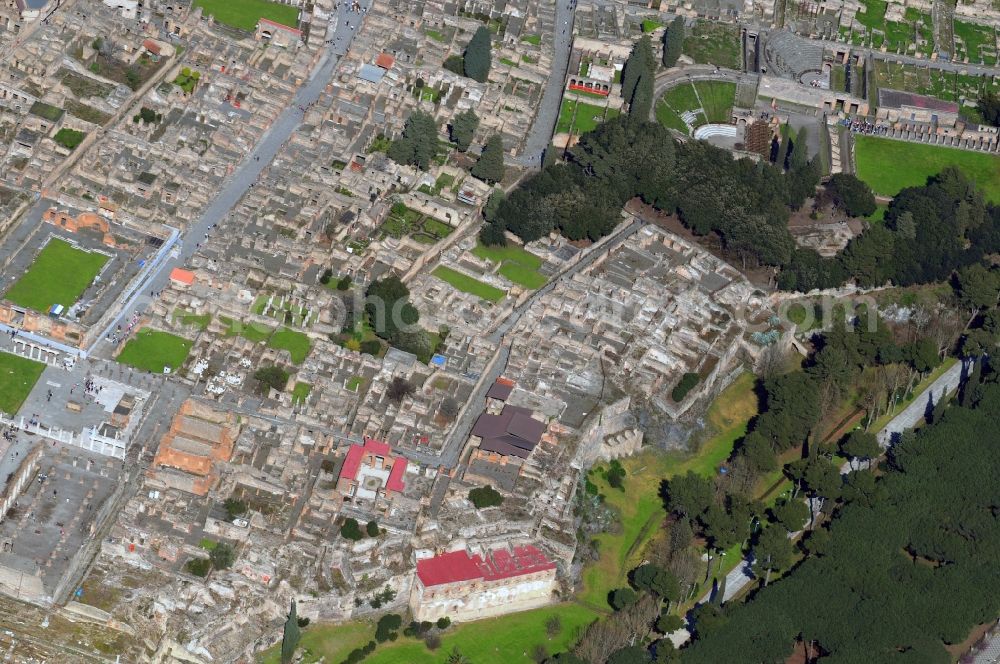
[463, 26, 492, 83]
[662, 16, 685, 68]
[472, 134, 505, 183]
[450, 108, 479, 151]
[621, 35, 654, 102]
[281, 601, 301, 664]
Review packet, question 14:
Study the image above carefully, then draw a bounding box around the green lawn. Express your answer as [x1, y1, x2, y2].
[432, 266, 505, 302]
[0, 352, 45, 414]
[694, 80, 736, 124]
[655, 99, 690, 134]
[473, 242, 547, 289]
[5, 239, 108, 312]
[555, 99, 618, 135]
[267, 327, 311, 364]
[521, 34, 542, 45]
[221, 316, 273, 343]
[268, 603, 598, 664]
[259, 621, 373, 664]
[854, 136, 1000, 202]
[292, 382, 311, 405]
[53, 128, 86, 150]
[117, 329, 192, 373]
[173, 309, 211, 330]
[192, 0, 299, 31]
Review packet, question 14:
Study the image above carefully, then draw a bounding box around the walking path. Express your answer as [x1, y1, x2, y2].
[512, 0, 577, 166]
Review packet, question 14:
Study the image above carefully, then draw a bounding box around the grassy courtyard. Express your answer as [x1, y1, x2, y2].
[472, 242, 547, 289]
[192, 0, 299, 31]
[0, 352, 46, 414]
[267, 327, 312, 364]
[117, 329, 192, 373]
[854, 136, 1000, 202]
[5, 238, 108, 312]
[556, 99, 618, 135]
[432, 266, 506, 302]
[682, 20, 741, 69]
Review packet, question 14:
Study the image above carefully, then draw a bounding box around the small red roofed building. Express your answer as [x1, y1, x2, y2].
[336, 438, 407, 513]
[409, 543, 557, 621]
[169, 267, 195, 288]
[255, 18, 302, 48]
[374, 53, 395, 70]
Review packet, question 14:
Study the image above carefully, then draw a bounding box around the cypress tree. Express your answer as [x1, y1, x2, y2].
[662, 16, 685, 68]
[463, 26, 492, 83]
[621, 35, 654, 102]
[281, 601, 301, 664]
[629, 71, 653, 121]
[472, 134, 505, 184]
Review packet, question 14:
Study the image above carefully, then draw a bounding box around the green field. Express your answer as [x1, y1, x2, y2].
[854, 136, 1000, 202]
[473, 242, 547, 289]
[193, 0, 299, 31]
[432, 266, 505, 302]
[5, 239, 108, 312]
[694, 80, 736, 124]
[0, 352, 45, 414]
[267, 327, 311, 364]
[555, 99, 618, 135]
[117, 329, 192, 373]
[261, 604, 598, 664]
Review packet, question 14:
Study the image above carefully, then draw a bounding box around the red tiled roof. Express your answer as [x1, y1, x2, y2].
[375, 53, 395, 70]
[417, 544, 555, 587]
[338, 438, 405, 493]
[142, 39, 162, 55]
[258, 17, 302, 35]
[169, 268, 195, 285]
[386, 457, 407, 492]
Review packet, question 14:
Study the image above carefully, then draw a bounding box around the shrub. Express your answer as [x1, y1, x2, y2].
[424, 633, 442, 650]
[671, 372, 700, 402]
[336, 275, 353, 290]
[606, 459, 626, 490]
[436, 616, 451, 630]
[468, 485, 503, 508]
[341, 518, 364, 541]
[223, 498, 247, 519]
[320, 268, 333, 285]
[360, 340, 381, 356]
[186, 558, 210, 577]
[209, 542, 235, 570]
[375, 613, 402, 642]
[609, 587, 637, 610]
[366, 520, 380, 537]
[254, 365, 289, 393]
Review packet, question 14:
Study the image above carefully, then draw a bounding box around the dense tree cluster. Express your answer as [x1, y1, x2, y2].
[481, 116, 819, 272]
[781, 168, 1000, 292]
[682, 371, 1000, 662]
[387, 111, 439, 170]
[463, 26, 492, 82]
